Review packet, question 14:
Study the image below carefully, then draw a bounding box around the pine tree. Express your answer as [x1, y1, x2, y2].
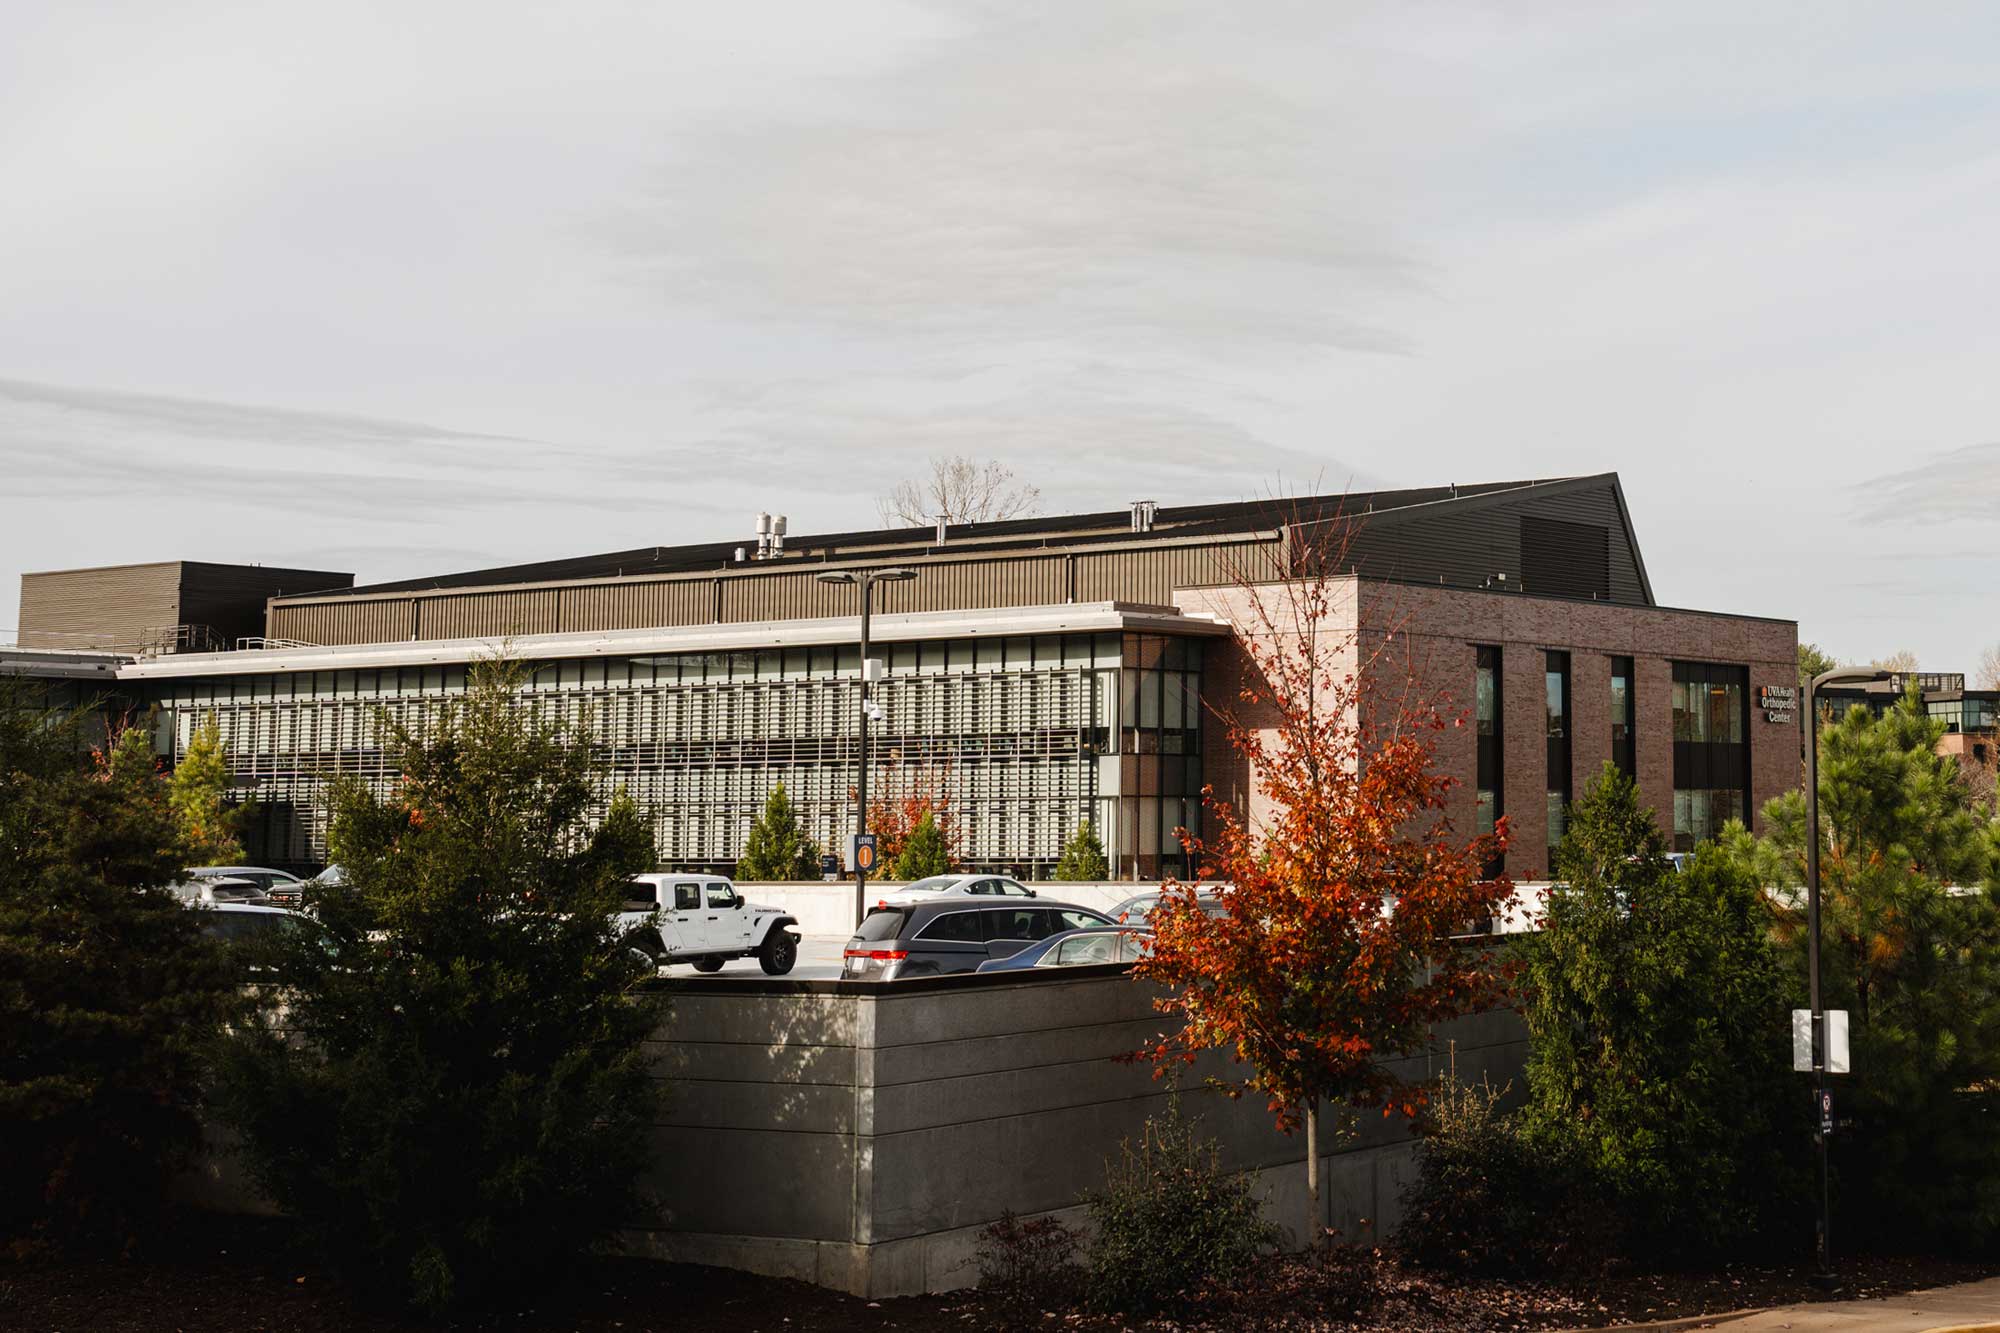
[216, 658, 660, 1314]
[0, 686, 236, 1248]
[1521, 763, 1797, 1257]
[891, 808, 952, 879]
[1053, 820, 1109, 881]
[168, 714, 243, 865]
[1724, 685, 2000, 1249]
[736, 781, 821, 880]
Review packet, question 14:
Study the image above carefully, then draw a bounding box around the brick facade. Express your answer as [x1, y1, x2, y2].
[1177, 578, 1798, 878]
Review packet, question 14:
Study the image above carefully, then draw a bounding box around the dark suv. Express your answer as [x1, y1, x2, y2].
[842, 900, 1112, 980]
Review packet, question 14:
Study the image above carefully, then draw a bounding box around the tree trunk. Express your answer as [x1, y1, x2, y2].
[1305, 1099, 1321, 1248]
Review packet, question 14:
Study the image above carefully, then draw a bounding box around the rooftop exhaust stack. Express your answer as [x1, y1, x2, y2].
[1129, 500, 1158, 533]
[934, 513, 950, 546]
[752, 512, 788, 560]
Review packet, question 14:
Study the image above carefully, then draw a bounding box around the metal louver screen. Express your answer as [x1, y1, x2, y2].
[1520, 517, 1611, 600]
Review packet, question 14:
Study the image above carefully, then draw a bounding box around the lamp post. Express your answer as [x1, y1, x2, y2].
[816, 567, 917, 928]
[1802, 665, 1891, 1285]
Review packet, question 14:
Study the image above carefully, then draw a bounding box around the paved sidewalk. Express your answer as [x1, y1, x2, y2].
[1602, 1275, 2000, 1332]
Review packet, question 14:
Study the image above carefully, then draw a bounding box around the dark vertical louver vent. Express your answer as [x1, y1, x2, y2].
[1520, 517, 1611, 600]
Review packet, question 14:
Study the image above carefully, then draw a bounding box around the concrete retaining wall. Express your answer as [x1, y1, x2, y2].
[628, 968, 1526, 1297]
[181, 963, 1526, 1299]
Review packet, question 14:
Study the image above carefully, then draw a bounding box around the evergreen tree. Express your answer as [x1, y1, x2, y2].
[0, 687, 236, 1248]
[1520, 763, 1796, 1256]
[1724, 686, 2000, 1249]
[168, 714, 244, 865]
[216, 658, 660, 1314]
[892, 808, 952, 879]
[736, 781, 821, 880]
[1053, 820, 1109, 881]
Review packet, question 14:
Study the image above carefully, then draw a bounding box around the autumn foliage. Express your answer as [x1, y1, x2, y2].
[1131, 518, 1512, 1139]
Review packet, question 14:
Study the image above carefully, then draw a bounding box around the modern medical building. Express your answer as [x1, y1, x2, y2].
[7, 474, 1799, 880]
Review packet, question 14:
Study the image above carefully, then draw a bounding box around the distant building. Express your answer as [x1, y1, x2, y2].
[10, 473, 1797, 877]
[1819, 672, 2000, 803]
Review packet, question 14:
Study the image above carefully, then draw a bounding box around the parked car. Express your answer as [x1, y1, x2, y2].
[191, 865, 308, 906]
[869, 873, 1038, 909]
[974, 926, 1152, 973]
[166, 874, 273, 907]
[191, 901, 312, 945]
[613, 873, 801, 975]
[842, 900, 1112, 981]
[1107, 888, 1230, 925]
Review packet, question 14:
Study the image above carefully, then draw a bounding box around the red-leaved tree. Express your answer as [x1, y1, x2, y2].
[1131, 509, 1512, 1242]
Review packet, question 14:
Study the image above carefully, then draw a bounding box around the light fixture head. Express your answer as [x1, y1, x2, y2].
[875, 567, 919, 583]
[814, 571, 858, 586]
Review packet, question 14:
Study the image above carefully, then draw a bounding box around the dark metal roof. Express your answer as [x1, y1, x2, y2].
[329, 476, 1595, 598]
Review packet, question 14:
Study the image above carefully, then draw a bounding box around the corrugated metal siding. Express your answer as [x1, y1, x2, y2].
[269, 599, 415, 646]
[420, 589, 560, 639]
[872, 556, 1066, 614]
[1336, 480, 1648, 606]
[19, 564, 183, 650]
[719, 572, 846, 623]
[1075, 541, 1276, 603]
[561, 579, 712, 632]
[1510, 486, 1648, 604]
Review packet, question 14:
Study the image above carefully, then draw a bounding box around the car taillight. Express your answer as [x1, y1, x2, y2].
[843, 949, 908, 961]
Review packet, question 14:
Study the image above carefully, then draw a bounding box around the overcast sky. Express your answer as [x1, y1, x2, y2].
[4, 2, 1998, 668]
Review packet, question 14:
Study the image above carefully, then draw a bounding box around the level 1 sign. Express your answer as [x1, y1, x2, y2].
[848, 833, 878, 874]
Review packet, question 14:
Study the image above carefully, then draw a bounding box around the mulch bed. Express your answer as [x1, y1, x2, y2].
[0, 1212, 1992, 1333]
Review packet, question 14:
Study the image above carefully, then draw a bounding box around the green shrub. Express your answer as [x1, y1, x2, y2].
[1085, 1097, 1278, 1313]
[1052, 821, 1109, 881]
[0, 691, 237, 1250]
[736, 781, 822, 880]
[1725, 687, 2000, 1252]
[216, 659, 660, 1314]
[975, 1210, 1083, 1328]
[891, 809, 952, 879]
[1394, 1070, 1611, 1275]
[1523, 765, 1800, 1258]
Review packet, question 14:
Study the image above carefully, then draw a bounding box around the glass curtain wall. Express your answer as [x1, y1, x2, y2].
[1670, 661, 1749, 850]
[1114, 633, 1204, 881]
[148, 632, 1204, 878]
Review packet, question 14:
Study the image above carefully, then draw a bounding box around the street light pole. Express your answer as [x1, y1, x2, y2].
[817, 567, 917, 928]
[854, 576, 874, 929]
[1802, 665, 1891, 1285]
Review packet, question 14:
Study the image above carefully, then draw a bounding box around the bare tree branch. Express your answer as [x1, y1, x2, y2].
[877, 456, 1042, 528]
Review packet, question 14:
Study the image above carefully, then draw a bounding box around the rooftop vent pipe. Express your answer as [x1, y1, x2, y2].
[934, 512, 950, 546]
[1129, 499, 1158, 533]
[752, 512, 788, 559]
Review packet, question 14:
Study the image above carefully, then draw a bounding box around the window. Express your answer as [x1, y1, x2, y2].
[917, 910, 986, 943]
[1056, 909, 1104, 931]
[673, 883, 702, 911]
[622, 881, 659, 910]
[1052, 934, 1116, 965]
[1671, 662, 1751, 851]
[1475, 647, 1503, 875]
[1545, 651, 1571, 866]
[1611, 656, 1635, 778]
[705, 884, 739, 909]
[984, 908, 1041, 941]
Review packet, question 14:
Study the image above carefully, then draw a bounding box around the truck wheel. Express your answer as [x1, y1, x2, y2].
[691, 957, 725, 974]
[759, 930, 799, 976]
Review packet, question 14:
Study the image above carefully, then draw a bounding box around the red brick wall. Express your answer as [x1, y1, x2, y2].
[1175, 578, 1797, 867]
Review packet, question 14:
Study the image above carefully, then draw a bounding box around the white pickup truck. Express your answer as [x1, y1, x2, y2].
[613, 873, 801, 975]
